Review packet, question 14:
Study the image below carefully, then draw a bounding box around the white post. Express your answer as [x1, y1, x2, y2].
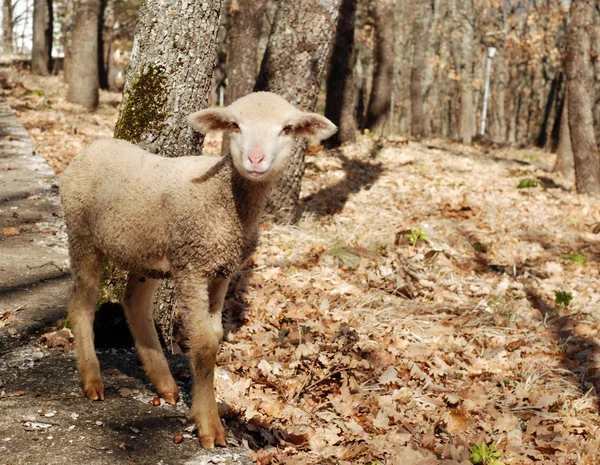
[480, 47, 497, 136]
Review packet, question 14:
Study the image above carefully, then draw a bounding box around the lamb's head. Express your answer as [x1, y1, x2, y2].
[187, 92, 337, 182]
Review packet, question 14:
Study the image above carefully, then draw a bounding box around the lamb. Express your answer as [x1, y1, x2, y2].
[59, 91, 336, 449]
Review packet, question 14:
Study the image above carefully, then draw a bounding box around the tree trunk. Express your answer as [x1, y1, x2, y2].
[221, 0, 267, 155]
[67, 0, 100, 110]
[2, 0, 14, 54]
[410, 0, 433, 138]
[31, 0, 53, 75]
[553, 91, 574, 177]
[324, 0, 358, 146]
[254, 0, 340, 222]
[98, 0, 114, 90]
[114, 0, 221, 156]
[62, 0, 73, 83]
[364, 0, 394, 136]
[106, 0, 222, 348]
[566, 0, 600, 195]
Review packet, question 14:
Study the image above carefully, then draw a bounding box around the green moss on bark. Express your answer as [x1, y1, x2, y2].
[114, 63, 170, 143]
[97, 258, 127, 309]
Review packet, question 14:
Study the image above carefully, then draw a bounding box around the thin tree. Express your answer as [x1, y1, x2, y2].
[2, 0, 14, 54]
[67, 0, 100, 110]
[221, 0, 267, 155]
[31, 0, 52, 75]
[364, 0, 394, 136]
[553, 91, 574, 177]
[254, 0, 340, 221]
[324, 0, 358, 146]
[410, 0, 433, 138]
[565, 0, 600, 195]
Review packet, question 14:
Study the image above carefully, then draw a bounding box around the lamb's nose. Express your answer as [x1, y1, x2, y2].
[248, 154, 265, 166]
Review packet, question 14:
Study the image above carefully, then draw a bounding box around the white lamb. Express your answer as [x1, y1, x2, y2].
[59, 92, 336, 448]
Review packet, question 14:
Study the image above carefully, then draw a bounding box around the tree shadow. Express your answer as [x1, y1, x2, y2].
[453, 225, 600, 410]
[300, 151, 385, 218]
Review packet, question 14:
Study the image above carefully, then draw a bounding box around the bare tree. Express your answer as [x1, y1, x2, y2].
[325, 0, 358, 146]
[254, 0, 340, 221]
[2, 0, 14, 54]
[364, 0, 394, 136]
[553, 92, 574, 177]
[98, 0, 114, 90]
[221, 0, 267, 155]
[566, 0, 600, 195]
[31, 0, 52, 75]
[410, 0, 433, 138]
[67, 0, 100, 110]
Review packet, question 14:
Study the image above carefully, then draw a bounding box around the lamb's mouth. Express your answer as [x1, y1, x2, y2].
[246, 170, 267, 178]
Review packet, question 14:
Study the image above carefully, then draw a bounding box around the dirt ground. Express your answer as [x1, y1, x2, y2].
[1, 70, 599, 464]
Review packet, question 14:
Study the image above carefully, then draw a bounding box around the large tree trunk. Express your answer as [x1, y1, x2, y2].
[107, 0, 222, 348]
[553, 91, 574, 177]
[409, 0, 433, 138]
[324, 0, 358, 146]
[364, 0, 394, 136]
[114, 0, 221, 155]
[67, 0, 100, 110]
[31, 0, 53, 75]
[221, 0, 267, 155]
[254, 0, 340, 222]
[566, 0, 600, 195]
[2, 0, 14, 54]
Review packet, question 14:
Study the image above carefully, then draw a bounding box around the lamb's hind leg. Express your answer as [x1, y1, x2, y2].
[69, 250, 104, 400]
[122, 274, 179, 404]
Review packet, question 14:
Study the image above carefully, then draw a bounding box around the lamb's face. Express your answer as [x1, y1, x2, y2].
[187, 92, 337, 182]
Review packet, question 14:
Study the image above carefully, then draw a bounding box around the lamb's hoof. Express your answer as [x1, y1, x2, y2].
[198, 419, 226, 449]
[83, 380, 105, 401]
[160, 389, 180, 405]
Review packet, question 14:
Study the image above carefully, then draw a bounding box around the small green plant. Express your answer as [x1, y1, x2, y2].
[363, 128, 374, 139]
[563, 253, 587, 266]
[554, 290, 573, 307]
[469, 442, 505, 465]
[31, 89, 44, 97]
[327, 240, 361, 268]
[517, 178, 537, 188]
[406, 228, 429, 246]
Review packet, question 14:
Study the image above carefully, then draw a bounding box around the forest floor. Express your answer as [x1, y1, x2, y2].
[1, 70, 600, 465]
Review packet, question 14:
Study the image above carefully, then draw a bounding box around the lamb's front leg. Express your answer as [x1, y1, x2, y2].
[176, 275, 226, 449]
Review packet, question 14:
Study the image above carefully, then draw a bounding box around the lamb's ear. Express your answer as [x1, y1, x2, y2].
[187, 108, 235, 134]
[292, 112, 337, 141]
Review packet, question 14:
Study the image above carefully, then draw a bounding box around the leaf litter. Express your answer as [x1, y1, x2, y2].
[4, 71, 600, 464]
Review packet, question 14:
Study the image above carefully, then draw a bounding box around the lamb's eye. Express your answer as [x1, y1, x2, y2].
[230, 122, 240, 132]
[282, 125, 294, 136]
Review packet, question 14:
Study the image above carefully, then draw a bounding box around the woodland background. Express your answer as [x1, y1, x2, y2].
[1, 0, 600, 464]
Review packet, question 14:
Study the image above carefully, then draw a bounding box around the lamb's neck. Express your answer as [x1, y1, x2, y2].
[228, 158, 273, 230]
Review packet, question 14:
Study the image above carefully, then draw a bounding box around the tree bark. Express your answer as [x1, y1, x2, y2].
[106, 0, 222, 348]
[67, 0, 100, 110]
[62, 0, 73, 83]
[254, 0, 340, 222]
[553, 91, 574, 177]
[2, 0, 14, 54]
[31, 0, 53, 75]
[566, 0, 600, 195]
[410, 0, 433, 138]
[221, 0, 267, 155]
[324, 0, 358, 146]
[114, 0, 221, 156]
[98, 0, 114, 90]
[364, 0, 394, 136]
